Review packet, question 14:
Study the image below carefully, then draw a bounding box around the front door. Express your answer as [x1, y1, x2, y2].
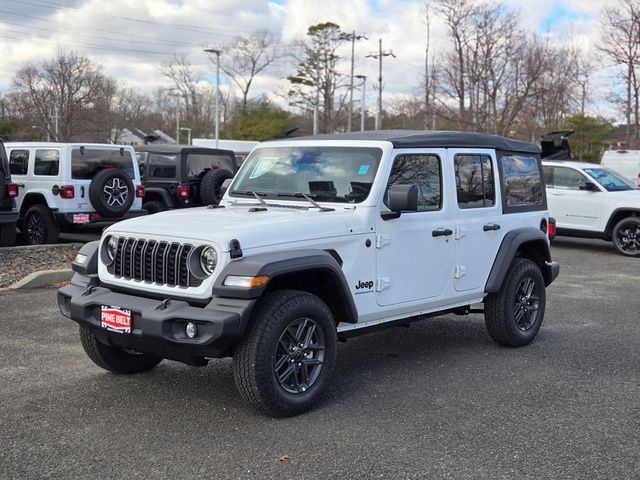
[376, 149, 455, 307]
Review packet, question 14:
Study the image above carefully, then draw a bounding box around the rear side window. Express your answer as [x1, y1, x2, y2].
[72, 148, 135, 179]
[148, 154, 177, 179]
[186, 154, 234, 178]
[10, 150, 29, 175]
[34, 149, 60, 176]
[455, 154, 495, 208]
[386, 154, 442, 211]
[499, 155, 543, 207]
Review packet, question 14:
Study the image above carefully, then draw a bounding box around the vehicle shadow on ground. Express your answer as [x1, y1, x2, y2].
[550, 237, 617, 255]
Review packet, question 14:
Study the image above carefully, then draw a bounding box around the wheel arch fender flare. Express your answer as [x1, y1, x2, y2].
[485, 228, 557, 293]
[604, 208, 640, 236]
[212, 249, 358, 334]
[20, 191, 58, 215]
[143, 187, 175, 208]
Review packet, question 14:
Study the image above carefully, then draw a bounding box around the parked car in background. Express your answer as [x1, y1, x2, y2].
[6, 143, 146, 245]
[192, 139, 258, 166]
[601, 150, 640, 188]
[0, 139, 19, 247]
[543, 159, 640, 256]
[135, 145, 238, 213]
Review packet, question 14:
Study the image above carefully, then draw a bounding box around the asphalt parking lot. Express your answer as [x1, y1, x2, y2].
[1, 237, 638, 479]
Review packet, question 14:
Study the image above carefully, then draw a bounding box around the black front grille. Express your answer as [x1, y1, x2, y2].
[111, 237, 200, 287]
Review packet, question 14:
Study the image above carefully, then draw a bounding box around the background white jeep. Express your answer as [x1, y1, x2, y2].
[58, 130, 559, 416]
[6, 142, 146, 245]
[543, 160, 640, 256]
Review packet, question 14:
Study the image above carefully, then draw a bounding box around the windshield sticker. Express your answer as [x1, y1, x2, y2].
[358, 165, 370, 175]
[250, 156, 279, 179]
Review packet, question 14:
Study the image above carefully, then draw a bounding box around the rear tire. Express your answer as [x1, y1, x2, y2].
[233, 290, 337, 417]
[143, 200, 166, 214]
[0, 223, 16, 247]
[484, 258, 546, 347]
[612, 217, 640, 257]
[24, 204, 59, 245]
[79, 327, 162, 374]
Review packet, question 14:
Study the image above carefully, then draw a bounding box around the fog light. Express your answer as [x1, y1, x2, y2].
[185, 322, 198, 339]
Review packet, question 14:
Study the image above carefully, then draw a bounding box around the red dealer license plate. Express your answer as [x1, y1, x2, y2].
[100, 305, 132, 334]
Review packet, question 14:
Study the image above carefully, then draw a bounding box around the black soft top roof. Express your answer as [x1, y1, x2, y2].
[284, 130, 539, 154]
[135, 145, 235, 157]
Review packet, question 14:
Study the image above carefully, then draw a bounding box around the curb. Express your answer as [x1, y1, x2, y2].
[3, 269, 74, 290]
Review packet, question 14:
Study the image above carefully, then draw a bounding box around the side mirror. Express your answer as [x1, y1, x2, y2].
[578, 181, 598, 192]
[220, 178, 233, 197]
[382, 184, 418, 220]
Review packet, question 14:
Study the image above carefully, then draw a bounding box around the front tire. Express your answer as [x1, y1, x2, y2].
[612, 217, 640, 257]
[484, 258, 546, 347]
[233, 290, 337, 417]
[79, 327, 162, 374]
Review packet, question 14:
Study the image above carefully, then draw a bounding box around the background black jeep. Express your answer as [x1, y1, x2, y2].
[0, 139, 18, 247]
[135, 145, 238, 213]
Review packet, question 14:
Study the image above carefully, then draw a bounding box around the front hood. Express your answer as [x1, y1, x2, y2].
[603, 189, 640, 201]
[105, 203, 363, 251]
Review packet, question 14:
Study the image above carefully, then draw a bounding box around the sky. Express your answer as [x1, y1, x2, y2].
[0, 0, 620, 119]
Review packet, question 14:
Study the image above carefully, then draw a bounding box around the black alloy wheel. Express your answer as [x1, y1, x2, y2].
[25, 210, 46, 245]
[613, 218, 640, 257]
[513, 277, 540, 331]
[274, 317, 326, 394]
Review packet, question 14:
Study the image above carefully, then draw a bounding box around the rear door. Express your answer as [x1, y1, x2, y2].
[450, 149, 505, 292]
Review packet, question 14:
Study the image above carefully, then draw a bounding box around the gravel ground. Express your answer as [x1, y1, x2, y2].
[0, 243, 82, 288]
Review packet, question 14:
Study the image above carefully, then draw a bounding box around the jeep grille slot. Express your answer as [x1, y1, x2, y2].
[109, 237, 200, 288]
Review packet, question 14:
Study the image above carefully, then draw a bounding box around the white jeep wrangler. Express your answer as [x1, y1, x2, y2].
[58, 131, 559, 416]
[6, 143, 146, 245]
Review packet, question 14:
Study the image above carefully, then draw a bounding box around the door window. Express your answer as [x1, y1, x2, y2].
[34, 149, 59, 176]
[548, 166, 585, 190]
[10, 150, 29, 175]
[454, 154, 495, 208]
[385, 154, 442, 211]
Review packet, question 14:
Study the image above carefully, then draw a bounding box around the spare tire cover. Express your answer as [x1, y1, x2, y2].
[89, 169, 135, 218]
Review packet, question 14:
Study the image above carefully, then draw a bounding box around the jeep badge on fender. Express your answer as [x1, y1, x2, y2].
[58, 130, 559, 417]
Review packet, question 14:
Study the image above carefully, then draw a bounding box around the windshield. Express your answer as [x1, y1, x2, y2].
[583, 167, 636, 192]
[230, 146, 383, 203]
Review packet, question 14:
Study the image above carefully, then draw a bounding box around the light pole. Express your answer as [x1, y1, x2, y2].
[180, 127, 192, 145]
[355, 75, 367, 131]
[204, 48, 223, 148]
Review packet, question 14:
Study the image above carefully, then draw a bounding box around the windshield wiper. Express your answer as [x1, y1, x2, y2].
[277, 192, 335, 211]
[230, 190, 269, 206]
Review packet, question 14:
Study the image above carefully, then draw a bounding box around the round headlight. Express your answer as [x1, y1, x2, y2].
[106, 236, 118, 262]
[200, 246, 218, 275]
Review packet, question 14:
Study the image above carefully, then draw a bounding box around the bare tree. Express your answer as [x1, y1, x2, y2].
[160, 54, 201, 121]
[214, 31, 281, 113]
[13, 50, 114, 141]
[599, 1, 640, 147]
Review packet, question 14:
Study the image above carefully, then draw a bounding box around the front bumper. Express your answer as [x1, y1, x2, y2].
[54, 209, 147, 227]
[57, 274, 255, 364]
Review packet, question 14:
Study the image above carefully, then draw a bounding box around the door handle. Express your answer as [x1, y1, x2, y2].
[432, 228, 453, 237]
[550, 192, 564, 196]
[483, 223, 501, 231]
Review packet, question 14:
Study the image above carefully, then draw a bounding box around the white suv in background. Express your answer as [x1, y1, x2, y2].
[6, 143, 146, 245]
[543, 160, 640, 256]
